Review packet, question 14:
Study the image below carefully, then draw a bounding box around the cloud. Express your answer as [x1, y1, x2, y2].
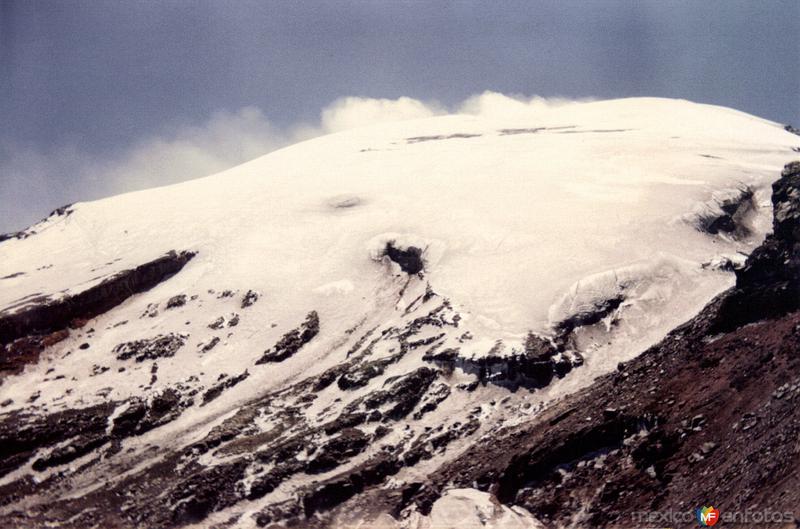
[89, 107, 290, 194]
[0, 92, 578, 233]
[0, 107, 291, 232]
[319, 96, 444, 133]
[458, 91, 589, 119]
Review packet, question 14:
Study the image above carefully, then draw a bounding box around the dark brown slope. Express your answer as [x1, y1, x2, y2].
[404, 161, 800, 528]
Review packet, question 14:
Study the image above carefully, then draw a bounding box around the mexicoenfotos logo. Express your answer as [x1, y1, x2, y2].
[632, 506, 793, 525]
[697, 506, 720, 526]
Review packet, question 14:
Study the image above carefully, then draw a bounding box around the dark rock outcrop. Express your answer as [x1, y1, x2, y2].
[302, 452, 403, 518]
[0, 250, 196, 345]
[424, 334, 579, 390]
[0, 329, 69, 378]
[199, 337, 220, 354]
[169, 460, 249, 525]
[712, 161, 800, 332]
[0, 385, 190, 482]
[306, 428, 370, 473]
[553, 296, 624, 341]
[361, 367, 438, 421]
[337, 355, 399, 390]
[694, 185, 755, 237]
[384, 243, 424, 275]
[256, 311, 319, 364]
[114, 333, 187, 362]
[201, 371, 250, 405]
[241, 290, 259, 308]
[0, 204, 73, 244]
[0, 402, 114, 479]
[166, 295, 187, 309]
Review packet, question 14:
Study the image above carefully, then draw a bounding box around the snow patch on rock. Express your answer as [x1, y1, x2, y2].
[407, 488, 545, 529]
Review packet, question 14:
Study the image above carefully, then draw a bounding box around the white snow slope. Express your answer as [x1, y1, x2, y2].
[0, 97, 798, 528]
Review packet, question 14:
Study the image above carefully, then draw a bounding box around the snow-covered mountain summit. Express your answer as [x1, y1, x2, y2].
[0, 98, 798, 529]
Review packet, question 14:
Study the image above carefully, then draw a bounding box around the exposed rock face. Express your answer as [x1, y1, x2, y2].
[241, 290, 259, 308]
[114, 333, 187, 362]
[0, 250, 195, 384]
[337, 355, 398, 390]
[0, 204, 73, 244]
[0, 402, 113, 480]
[553, 295, 624, 339]
[255, 311, 320, 364]
[0, 250, 195, 346]
[0, 280, 494, 529]
[385, 243, 425, 274]
[201, 371, 249, 405]
[0, 386, 190, 486]
[199, 336, 220, 354]
[0, 329, 69, 378]
[410, 311, 800, 528]
[712, 161, 800, 332]
[424, 333, 581, 390]
[165, 295, 187, 309]
[306, 428, 370, 474]
[697, 185, 755, 236]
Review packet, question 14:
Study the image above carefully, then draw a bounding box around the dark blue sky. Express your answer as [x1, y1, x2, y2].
[1, 0, 799, 231]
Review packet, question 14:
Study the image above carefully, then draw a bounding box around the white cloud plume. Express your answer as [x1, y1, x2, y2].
[0, 92, 579, 233]
[458, 91, 591, 119]
[319, 96, 444, 133]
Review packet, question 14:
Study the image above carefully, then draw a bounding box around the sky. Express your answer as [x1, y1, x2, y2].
[1, 0, 799, 233]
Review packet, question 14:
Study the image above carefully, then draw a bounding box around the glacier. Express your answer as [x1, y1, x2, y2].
[0, 97, 797, 529]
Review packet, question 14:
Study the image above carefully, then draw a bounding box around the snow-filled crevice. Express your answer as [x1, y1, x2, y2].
[684, 184, 757, 238]
[546, 255, 723, 364]
[406, 133, 482, 144]
[553, 295, 625, 340]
